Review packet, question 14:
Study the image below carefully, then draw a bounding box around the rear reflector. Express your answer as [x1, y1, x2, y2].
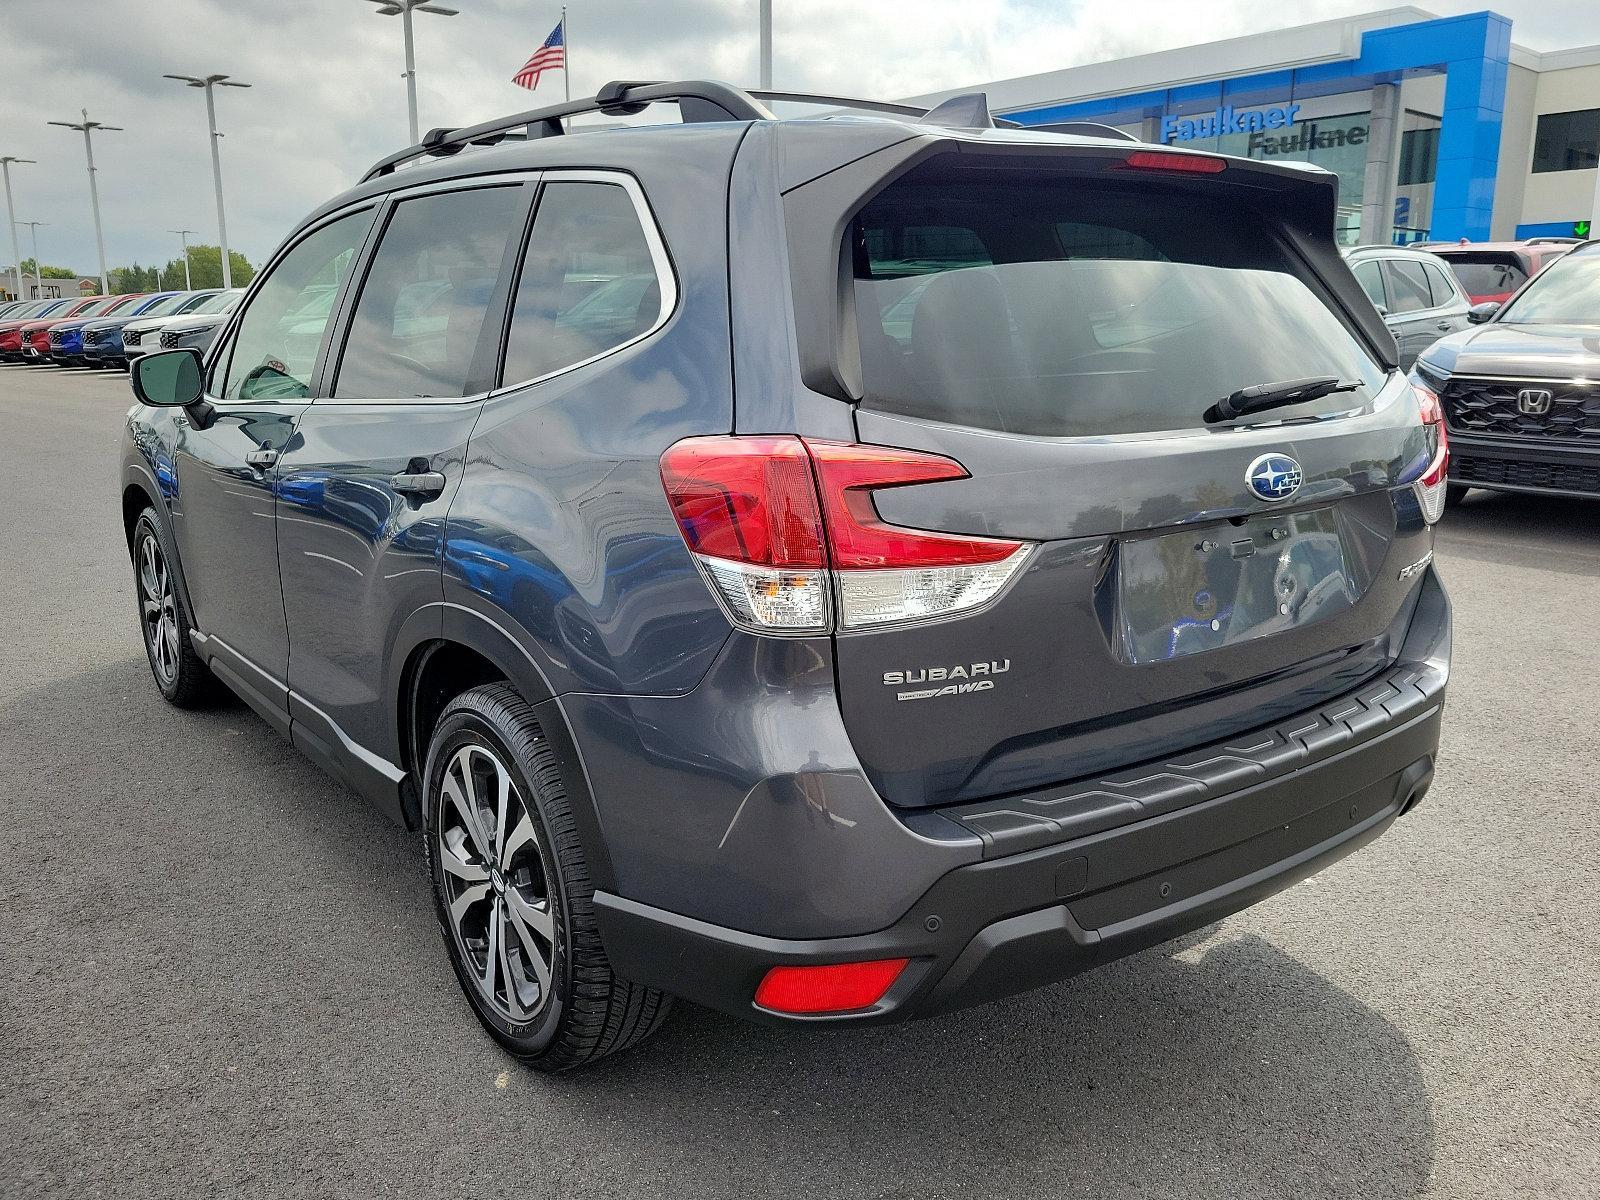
[1120, 150, 1227, 174]
[754, 958, 910, 1015]
[660, 437, 1030, 634]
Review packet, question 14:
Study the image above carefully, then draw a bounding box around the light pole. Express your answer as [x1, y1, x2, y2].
[20, 221, 47, 298]
[358, 0, 460, 145]
[48, 111, 122, 295]
[0, 155, 34, 302]
[759, 0, 772, 89]
[162, 73, 251, 289]
[168, 228, 197, 289]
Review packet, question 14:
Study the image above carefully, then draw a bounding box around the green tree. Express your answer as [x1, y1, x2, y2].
[160, 244, 254, 290]
[19, 258, 78, 279]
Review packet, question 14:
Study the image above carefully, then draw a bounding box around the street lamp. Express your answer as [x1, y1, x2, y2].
[0, 155, 35, 302]
[47, 111, 122, 295]
[759, 0, 772, 89]
[162, 73, 251, 289]
[358, 0, 460, 145]
[19, 221, 47, 299]
[168, 228, 198, 289]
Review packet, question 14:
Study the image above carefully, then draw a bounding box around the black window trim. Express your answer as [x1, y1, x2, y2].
[311, 171, 540, 407]
[491, 168, 680, 395]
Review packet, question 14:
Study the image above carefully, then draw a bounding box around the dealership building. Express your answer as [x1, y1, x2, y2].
[918, 7, 1600, 246]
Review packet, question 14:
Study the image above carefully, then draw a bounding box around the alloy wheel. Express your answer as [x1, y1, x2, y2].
[437, 744, 557, 1023]
[138, 531, 180, 687]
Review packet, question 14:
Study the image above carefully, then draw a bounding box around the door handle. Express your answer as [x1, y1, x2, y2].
[245, 449, 279, 468]
[390, 471, 447, 497]
[1436, 321, 1453, 331]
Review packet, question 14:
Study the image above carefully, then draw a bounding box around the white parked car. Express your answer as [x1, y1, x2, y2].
[123, 289, 243, 367]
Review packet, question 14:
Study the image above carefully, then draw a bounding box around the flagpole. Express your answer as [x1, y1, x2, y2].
[562, 6, 570, 102]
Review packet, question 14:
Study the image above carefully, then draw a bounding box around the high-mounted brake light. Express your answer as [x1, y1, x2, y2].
[1410, 379, 1450, 525]
[1120, 150, 1227, 174]
[660, 437, 1031, 634]
[754, 958, 910, 1015]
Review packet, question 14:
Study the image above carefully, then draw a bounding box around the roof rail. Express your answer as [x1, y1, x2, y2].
[1032, 120, 1139, 143]
[361, 79, 775, 181]
[747, 89, 927, 117]
[1525, 235, 1583, 245]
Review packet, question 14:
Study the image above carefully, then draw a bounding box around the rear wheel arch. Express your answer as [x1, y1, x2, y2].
[396, 633, 613, 890]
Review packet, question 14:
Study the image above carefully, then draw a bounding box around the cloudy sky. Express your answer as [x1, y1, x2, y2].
[1, 0, 1589, 276]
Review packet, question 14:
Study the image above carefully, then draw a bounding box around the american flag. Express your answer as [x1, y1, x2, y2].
[513, 18, 565, 91]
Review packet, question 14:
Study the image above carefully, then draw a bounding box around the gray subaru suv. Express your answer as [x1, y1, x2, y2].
[120, 81, 1452, 1070]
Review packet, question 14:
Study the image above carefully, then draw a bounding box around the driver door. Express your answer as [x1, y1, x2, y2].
[170, 207, 376, 724]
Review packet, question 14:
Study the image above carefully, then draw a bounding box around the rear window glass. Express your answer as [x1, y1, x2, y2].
[1441, 256, 1527, 295]
[852, 173, 1384, 437]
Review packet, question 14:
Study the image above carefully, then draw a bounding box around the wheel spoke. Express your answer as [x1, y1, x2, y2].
[449, 881, 491, 928]
[505, 894, 553, 996]
[441, 755, 492, 861]
[493, 767, 511, 862]
[497, 906, 525, 1020]
[480, 896, 501, 997]
[500, 812, 536, 870]
[506, 887, 554, 946]
[439, 827, 489, 883]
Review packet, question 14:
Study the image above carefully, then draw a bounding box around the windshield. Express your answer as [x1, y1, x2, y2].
[134, 293, 191, 318]
[172, 291, 219, 315]
[1441, 255, 1527, 296]
[191, 290, 242, 316]
[1497, 253, 1600, 324]
[75, 298, 119, 317]
[852, 172, 1385, 437]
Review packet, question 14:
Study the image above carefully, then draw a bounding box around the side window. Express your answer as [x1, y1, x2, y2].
[501, 180, 665, 385]
[219, 210, 372, 401]
[1422, 261, 1460, 307]
[1353, 260, 1388, 310]
[333, 185, 524, 399]
[1383, 259, 1433, 314]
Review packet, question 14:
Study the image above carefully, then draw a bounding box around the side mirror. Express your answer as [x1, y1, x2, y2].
[1468, 301, 1500, 324]
[131, 348, 204, 407]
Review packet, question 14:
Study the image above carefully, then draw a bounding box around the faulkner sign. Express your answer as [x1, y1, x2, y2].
[1161, 103, 1372, 156]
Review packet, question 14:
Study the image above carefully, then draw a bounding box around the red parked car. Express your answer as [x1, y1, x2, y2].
[15, 295, 118, 363]
[0, 298, 75, 361]
[1426, 238, 1577, 305]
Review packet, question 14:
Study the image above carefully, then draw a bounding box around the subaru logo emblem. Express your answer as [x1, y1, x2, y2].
[1516, 388, 1554, 415]
[1246, 453, 1302, 503]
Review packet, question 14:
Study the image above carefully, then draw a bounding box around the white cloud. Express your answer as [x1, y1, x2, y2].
[0, 0, 1588, 276]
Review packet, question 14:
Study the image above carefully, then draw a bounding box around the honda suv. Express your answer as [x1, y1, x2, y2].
[120, 81, 1452, 1071]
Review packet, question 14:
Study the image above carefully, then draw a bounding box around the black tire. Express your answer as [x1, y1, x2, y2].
[423, 683, 671, 1070]
[1444, 484, 1469, 507]
[131, 507, 221, 708]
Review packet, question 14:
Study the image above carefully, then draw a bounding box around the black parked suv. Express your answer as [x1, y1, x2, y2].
[121, 82, 1451, 1070]
[1415, 239, 1600, 500]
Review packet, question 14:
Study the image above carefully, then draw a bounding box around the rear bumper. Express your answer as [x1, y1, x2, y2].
[595, 573, 1450, 1025]
[1449, 432, 1600, 498]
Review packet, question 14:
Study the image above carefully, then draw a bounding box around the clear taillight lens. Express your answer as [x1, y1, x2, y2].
[659, 436, 1031, 635]
[1410, 379, 1450, 525]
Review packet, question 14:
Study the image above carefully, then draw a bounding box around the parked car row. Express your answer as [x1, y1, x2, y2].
[0, 288, 242, 370]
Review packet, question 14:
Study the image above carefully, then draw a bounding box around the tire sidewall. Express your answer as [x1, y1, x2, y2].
[423, 704, 568, 1054]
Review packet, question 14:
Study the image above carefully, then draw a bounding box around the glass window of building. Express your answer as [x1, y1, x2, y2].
[1532, 109, 1600, 173]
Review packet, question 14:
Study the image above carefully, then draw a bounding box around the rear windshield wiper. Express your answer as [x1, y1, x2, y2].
[1204, 377, 1361, 424]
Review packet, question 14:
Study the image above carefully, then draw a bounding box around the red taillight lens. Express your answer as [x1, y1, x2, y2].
[659, 436, 825, 568]
[1120, 150, 1227, 174]
[754, 958, 910, 1015]
[660, 436, 1033, 633]
[803, 439, 1022, 568]
[1410, 380, 1450, 523]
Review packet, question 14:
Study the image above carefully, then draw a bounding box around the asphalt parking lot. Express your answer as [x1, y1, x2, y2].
[2, 363, 1596, 1200]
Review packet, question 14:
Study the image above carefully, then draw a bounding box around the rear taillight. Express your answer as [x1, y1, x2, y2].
[660, 436, 1030, 635]
[1410, 379, 1450, 525]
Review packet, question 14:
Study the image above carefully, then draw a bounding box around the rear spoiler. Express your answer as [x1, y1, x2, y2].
[776, 135, 1400, 404]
